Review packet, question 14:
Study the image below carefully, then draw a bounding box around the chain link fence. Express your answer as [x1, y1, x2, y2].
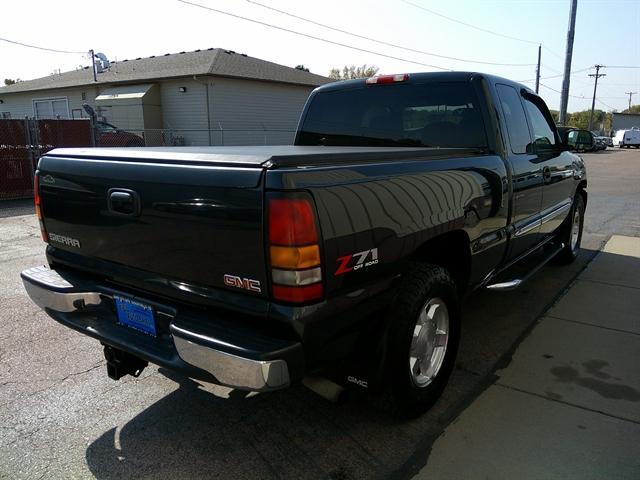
[1, 119, 93, 199]
[0, 120, 33, 200]
[1, 118, 297, 200]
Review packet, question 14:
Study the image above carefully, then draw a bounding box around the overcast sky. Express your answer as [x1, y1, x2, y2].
[1, 0, 638, 112]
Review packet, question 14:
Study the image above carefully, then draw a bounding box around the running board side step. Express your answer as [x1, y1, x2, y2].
[486, 243, 565, 291]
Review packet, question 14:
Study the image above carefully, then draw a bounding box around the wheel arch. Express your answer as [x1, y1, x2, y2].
[409, 229, 472, 294]
[577, 179, 587, 206]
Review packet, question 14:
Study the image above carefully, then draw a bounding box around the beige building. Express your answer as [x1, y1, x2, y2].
[0, 49, 331, 146]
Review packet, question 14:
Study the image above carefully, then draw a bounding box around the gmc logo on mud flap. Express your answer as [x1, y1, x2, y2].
[335, 248, 379, 275]
[223, 274, 262, 293]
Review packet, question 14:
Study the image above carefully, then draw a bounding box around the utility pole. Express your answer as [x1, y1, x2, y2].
[559, 0, 578, 125]
[588, 64, 606, 131]
[625, 91, 637, 111]
[535, 45, 541, 94]
[89, 49, 97, 82]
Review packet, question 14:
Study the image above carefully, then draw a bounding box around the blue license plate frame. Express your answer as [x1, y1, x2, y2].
[114, 295, 157, 337]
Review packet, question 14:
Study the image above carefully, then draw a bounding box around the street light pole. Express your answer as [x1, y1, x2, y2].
[559, 0, 578, 125]
[535, 45, 541, 94]
[588, 64, 606, 131]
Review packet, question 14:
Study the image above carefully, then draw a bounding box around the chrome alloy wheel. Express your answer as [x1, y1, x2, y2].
[409, 297, 450, 388]
[570, 207, 581, 252]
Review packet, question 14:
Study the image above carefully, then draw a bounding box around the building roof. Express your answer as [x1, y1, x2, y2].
[0, 48, 331, 94]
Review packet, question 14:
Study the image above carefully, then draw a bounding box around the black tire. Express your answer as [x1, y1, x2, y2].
[384, 264, 460, 418]
[554, 194, 585, 265]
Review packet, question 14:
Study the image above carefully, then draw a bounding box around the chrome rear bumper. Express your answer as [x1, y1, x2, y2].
[21, 266, 293, 391]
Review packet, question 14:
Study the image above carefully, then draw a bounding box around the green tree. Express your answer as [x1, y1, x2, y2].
[295, 65, 310, 72]
[328, 64, 379, 80]
[563, 109, 609, 132]
[4, 78, 17, 86]
[622, 105, 640, 114]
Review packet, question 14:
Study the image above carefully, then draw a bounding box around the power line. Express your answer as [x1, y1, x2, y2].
[401, 0, 540, 46]
[542, 45, 565, 63]
[542, 63, 563, 75]
[596, 98, 617, 110]
[244, 0, 534, 67]
[518, 66, 592, 83]
[0, 36, 85, 55]
[176, 0, 449, 70]
[539, 83, 589, 99]
[604, 65, 640, 69]
[539, 83, 623, 111]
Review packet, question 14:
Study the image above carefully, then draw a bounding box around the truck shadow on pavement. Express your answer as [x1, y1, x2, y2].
[84, 249, 598, 480]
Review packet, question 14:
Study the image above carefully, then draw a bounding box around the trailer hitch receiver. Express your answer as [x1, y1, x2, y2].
[103, 345, 148, 380]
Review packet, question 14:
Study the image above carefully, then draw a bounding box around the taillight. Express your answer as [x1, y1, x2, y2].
[34, 173, 48, 242]
[268, 196, 323, 303]
[365, 74, 409, 85]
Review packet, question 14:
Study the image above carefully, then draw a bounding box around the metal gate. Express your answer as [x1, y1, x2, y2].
[0, 119, 92, 199]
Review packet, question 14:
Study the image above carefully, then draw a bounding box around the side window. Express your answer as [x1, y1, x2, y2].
[523, 97, 557, 149]
[496, 84, 531, 154]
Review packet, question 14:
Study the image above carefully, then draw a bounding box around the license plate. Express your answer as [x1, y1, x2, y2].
[114, 295, 156, 337]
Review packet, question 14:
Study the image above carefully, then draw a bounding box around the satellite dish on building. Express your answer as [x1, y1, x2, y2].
[93, 52, 110, 72]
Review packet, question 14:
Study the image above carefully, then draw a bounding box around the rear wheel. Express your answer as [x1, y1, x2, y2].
[384, 264, 460, 418]
[555, 194, 585, 265]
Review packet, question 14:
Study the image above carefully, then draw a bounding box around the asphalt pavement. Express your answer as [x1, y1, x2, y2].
[0, 148, 639, 479]
[416, 235, 640, 479]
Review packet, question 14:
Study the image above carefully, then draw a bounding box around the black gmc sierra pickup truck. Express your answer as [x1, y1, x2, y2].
[22, 72, 586, 416]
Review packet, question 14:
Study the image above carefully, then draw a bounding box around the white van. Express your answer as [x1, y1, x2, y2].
[613, 128, 640, 148]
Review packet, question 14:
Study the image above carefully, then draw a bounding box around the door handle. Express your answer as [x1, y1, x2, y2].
[108, 188, 140, 216]
[542, 166, 551, 183]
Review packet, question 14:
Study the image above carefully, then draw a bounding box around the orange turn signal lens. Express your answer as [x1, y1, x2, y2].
[270, 245, 321, 269]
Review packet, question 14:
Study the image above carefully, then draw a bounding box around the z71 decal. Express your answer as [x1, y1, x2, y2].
[335, 248, 379, 275]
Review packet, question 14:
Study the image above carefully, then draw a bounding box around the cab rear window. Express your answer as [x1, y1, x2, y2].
[297, 82, 487, 149]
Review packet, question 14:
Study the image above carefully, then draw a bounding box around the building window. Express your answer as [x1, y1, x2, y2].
[32, 97, 70, 119]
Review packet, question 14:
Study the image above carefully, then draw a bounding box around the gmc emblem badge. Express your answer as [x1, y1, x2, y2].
[223, 274, 262, 293]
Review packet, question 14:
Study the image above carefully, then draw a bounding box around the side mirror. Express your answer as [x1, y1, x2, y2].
[558, 142, 572, 152]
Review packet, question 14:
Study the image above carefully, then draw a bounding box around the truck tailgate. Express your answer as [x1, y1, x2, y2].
[37, 151, 267, 298]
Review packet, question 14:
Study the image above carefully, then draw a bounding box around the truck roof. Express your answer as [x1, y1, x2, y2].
[314, 71, 531, 94]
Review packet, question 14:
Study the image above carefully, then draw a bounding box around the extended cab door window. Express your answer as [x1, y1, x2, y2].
[495, 84, 531, 154]
[495, 84, 543, 258]
[522, 94, 574, 237]
[522, 95, 557, 153]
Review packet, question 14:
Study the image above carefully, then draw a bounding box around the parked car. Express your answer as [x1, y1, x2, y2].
[596, 136, 613, 147]
[95, 121, 145, 147]
[565, 129, 595, 152]
[22, 72, 586, 417]
[594, 136, 608, 150]
[613, 128, 640, 148]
